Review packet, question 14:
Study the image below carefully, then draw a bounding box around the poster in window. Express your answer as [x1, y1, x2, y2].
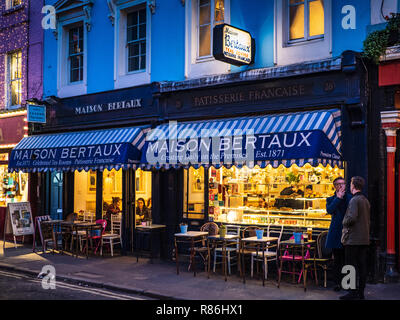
[88, 171, 96, 193]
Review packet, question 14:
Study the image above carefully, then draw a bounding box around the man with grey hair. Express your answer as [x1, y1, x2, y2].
[339, 176, 370, 300]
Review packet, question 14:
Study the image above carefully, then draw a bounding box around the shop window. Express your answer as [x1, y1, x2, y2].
[208, 164, 344, 230]
[183, 167, 205, 220]
[0, 165, 28, 206]
[135, 169, 152, 226]
[288, 0, 324, 42]
[68, 25, 84, 83]
[102, 169, 122, 231]
[6, 50, 22, 108]
[74, 170, 96, 221]
[127, 8, 146, 72]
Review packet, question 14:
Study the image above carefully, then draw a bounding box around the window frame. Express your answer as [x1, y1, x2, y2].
[6, 50, 23, 109]
[286, 0, 325, 45]
[68, 25, 85, 84]
[126, 6, 147, 74]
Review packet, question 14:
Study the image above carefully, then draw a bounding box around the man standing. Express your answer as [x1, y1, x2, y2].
[326, 177, 351, 291]
[340, 176, 370, 300]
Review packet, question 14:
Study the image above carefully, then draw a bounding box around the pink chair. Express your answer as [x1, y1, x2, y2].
[279, 235, 311, 284]
[88, 219, 107, 255]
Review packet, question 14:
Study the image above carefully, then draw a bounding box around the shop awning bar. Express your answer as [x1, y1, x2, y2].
[8, 126, 149, 173]
[141, 109, 343, 169]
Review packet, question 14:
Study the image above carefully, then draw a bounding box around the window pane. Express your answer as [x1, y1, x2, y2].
[127, 26, 138, 42]
[214, 0, 224, 23]
[199, 25, 211, 56]
[128, 43, 140, 57]
[128, 56, 139, 72]
[140, 41, 146, 55]
[11, 80, 21, 105]
[139, 24, 146, 39]
[199, 3, 211, 25]
[289, 3, 304, 40]
[135, 169, 152, 226]
[309, 0, 324, 37]
[138, 9, 146, 24]
[74, 170, 97, 222]
[127, 11, 138, 27]
[183, 167, 205, 220]
[140, 54, 146, 70]
[0, 166, 29, 206]
[102, 169, 122, 231]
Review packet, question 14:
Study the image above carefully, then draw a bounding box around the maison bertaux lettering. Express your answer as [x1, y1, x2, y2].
[193, 84, 307, 107]
[74, 99, 142, 115]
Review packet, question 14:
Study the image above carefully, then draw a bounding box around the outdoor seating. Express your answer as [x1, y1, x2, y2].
[250, 225, 284, 280]
[103, 214, 122, 257]
[191, 222, 219, 273]
[86, 219, 107, 256]
[213, 225, 240, 275]
[305, 231, 331, 287]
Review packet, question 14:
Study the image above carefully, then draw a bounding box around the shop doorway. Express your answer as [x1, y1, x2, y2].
[50, 172, 63, 220]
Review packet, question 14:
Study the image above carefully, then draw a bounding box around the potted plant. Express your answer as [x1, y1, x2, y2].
[219, 224, 226, 238]
[285, 172, 300, 184]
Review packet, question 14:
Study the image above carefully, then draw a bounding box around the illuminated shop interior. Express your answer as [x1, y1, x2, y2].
[0, 165, 28, 206]
[184, 164, 344, 229]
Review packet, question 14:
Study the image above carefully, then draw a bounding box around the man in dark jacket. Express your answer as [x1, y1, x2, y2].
[339, 176, 370, 300]
[325, 177, 351, 291]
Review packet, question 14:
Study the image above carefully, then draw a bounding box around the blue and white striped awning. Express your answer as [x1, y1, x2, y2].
[9, 126, 149, 173]
[141, 109, 343, 169]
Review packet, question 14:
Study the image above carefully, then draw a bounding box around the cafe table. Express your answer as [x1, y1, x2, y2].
[277, 239, 318, 291]
[207, 234, 240, 282]
[135, 224, 166, 263]
[239, 236, 279, 286]
[60, 221, 99, 259]
[174, 231, 209, 277]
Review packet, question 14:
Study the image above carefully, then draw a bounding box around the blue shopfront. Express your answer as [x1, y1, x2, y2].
[8, 84, 162, 255]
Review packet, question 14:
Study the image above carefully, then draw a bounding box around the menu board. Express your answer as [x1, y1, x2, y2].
[7, 202, 34, 236]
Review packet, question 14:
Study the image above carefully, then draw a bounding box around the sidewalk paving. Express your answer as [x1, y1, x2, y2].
[1, 241, 399, 300]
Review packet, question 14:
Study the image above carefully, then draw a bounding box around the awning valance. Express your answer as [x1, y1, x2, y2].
[140, 109, 343, 169]
[8, 126, 149, 172]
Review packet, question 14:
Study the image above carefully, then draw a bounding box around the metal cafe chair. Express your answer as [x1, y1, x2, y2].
[239, 226, 263, 277]
[191, 222, 219, 273]
[250, 225, 284, 280]
[213, 225, 240, 274]
[102, 214, 122, 257]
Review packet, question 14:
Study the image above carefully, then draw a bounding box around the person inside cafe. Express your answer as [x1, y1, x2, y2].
[105, 197, 121, 231]
[280, 184, 304, 197]
[136, 198, 151, 225]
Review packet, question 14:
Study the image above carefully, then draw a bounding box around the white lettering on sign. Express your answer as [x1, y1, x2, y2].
[74, 99, 142, 115]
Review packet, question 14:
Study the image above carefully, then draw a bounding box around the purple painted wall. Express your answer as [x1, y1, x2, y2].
[0, 0, 43, 109]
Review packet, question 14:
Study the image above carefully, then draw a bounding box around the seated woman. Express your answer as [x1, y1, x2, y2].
[136, 198, 151, 225]
[105, 197, 121, 231]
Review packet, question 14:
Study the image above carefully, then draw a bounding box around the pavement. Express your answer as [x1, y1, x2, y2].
[1, 240, 400, 300]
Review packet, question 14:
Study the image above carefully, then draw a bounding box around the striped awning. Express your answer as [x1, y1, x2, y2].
[141, 109, 343, 169]
[8, 126, 149, 172]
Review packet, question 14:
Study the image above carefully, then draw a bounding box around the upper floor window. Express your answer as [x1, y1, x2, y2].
[68, 25, 84, 83]
[7, 50, 22, 108]
[198, 0, 225, 58]
[127, 8, 146, 73]
[6, 0, 21, 10]
[288, 0, 324, 43]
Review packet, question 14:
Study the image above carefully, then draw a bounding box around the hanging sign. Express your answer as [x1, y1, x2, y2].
[27, 104, 46, 124]
[213, 24, 255, 66]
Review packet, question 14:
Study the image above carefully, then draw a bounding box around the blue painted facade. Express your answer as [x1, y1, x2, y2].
[42, 0, 386, 98]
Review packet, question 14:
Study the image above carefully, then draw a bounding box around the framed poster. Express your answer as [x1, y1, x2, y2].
[87, 170, 97, 193]
[7, 202, 34, 236]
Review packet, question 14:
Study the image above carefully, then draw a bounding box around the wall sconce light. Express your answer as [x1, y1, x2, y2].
[148, 0, 156, 14]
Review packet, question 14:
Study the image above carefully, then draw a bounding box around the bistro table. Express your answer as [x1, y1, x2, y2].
[135, 224, 166, 263]
[60, 221, 99, 259]
[239, 236, 279, 286]
[207, 234, 240, 282]
[277, 239, 318, 291]
[174, 231, 209, 277]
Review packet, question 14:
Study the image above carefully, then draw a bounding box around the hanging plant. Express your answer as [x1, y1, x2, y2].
[363, 13, 400, 64]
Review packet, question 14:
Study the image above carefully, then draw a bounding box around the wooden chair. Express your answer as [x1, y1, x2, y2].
[250, 225, 284, 280]
[102, 214, 122, 257]
[191, 222, 219, 273]
[305, 230, 332, 287]
[239, 226, 263, 277]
